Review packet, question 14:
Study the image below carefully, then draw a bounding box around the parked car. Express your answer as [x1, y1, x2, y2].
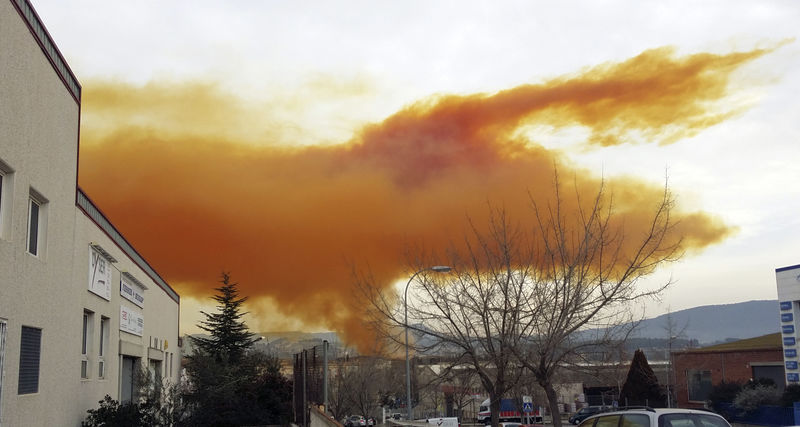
[346, 415, 367, 427]
[577, 407, 730, 427]
[569, 406, 610, 425]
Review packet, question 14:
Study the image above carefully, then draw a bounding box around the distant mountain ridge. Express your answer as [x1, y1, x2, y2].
[191, 300, 780, 359]
[631, 300, 779, 344]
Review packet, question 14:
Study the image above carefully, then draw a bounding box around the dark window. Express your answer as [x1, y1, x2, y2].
[594, 415, 621, 427]
[27, 199, 40, 255]
[688, 369, 713, 402]
[622, 414, 650, 427]
[18, 326, 42, 394]
[82, 312, 88, 355]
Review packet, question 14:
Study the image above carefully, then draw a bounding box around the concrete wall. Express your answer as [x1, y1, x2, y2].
[1, 0, 82, 424]
[0, 1, 180, 425]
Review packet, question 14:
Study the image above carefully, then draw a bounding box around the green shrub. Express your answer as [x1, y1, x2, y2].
[733, 384, 781, 414]
[82, 395, 152, 427]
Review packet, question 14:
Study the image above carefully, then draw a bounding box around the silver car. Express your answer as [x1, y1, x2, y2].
[578, 407, 730, 427]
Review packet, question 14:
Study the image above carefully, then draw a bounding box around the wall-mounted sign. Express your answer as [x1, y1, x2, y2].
[785, 337, 796, 346]
[784, 325, 795, 334]
[782, 313, 794, 322]
[120, 305, 144, 336]
[121, 275, 145, 308]
[781, 301, 793, 311]
[787, 361, 799, 370]
[787, 349, 797, 358]
[788, 373, 799, 382]
[89, 246, 112, 300]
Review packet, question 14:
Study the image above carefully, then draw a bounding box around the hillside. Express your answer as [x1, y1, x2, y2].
[632, 300, 779, 344]
[183, 300, 781, 359]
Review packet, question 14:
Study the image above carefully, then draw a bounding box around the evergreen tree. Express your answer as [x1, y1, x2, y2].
[191, 272, 257, 362]
[620, 349, 666, 407]
[183, 272, 293, 426]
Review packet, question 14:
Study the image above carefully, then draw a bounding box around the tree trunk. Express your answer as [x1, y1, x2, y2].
[490, 393, 502, 427]
[543, 382, 562, 427]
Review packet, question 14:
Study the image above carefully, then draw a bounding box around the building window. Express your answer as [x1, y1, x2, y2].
[687, 369, 713, 402]
[82, 311, 94, 379]
[99, 316, 109, 379]
[26, 190, 47, 257]
[18, 326, 42, 394]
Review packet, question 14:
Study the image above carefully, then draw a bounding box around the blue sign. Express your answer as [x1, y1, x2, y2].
[785, 325, 796, 334]
[788, 361, 799, 370]
[783, 313, 794, 322]
[782, 301, 793, 310]
[785, 337, 797, 346]
[787, 349, 798, 358]
[788, 373, 800, 382]
[522, 402, 533, 413]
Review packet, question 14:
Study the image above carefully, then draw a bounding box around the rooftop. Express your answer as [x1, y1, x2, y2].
[676, 333, 781, 353]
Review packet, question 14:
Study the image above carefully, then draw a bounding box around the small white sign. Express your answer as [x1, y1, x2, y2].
[120, 305, 144, 336]
[120, 276, 145, 308]
[88, 247, 112, 300]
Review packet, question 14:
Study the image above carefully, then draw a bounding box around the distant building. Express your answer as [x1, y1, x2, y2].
[1, 0, 180, 425]
[776, 264, 800, 385]
[672, 333, 783, 409]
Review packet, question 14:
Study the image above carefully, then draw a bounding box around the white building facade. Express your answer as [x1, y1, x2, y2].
[776, 264, 800, 386]
[1, 0, 181, 425]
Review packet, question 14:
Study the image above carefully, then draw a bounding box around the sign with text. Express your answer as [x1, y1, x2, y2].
[120, 276, 145, 308]
[89, 247, 112, 300]
[120, 305, 144, 336]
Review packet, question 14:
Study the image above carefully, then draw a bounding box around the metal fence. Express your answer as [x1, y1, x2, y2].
[293, 341, 330, 427]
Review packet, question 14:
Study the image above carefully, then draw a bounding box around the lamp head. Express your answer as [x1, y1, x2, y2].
[431, 266, 452, 273]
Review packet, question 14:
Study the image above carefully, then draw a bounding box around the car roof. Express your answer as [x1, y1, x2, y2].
[587, 408, 725, 419]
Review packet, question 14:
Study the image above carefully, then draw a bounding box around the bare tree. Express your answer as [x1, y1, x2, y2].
[347, 356, 382, 418]
[663, 308, 689, 407]
[358, 173, 682, 427]
[514, 175, 682, 427]
[328, 362, 354, 421]
[357, 209, 536, 427]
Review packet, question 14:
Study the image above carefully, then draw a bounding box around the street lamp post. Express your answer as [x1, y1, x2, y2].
[405, 265, 452, 421]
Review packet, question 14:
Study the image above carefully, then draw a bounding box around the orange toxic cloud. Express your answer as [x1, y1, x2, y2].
[77, 46, 770, 350]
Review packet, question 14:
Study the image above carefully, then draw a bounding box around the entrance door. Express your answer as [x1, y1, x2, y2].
[121, 356, 137, 403]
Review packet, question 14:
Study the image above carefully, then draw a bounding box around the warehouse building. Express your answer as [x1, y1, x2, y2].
[1, 0, 181, 425]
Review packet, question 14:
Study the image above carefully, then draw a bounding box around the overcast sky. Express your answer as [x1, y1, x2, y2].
[31, 1, 800, 337]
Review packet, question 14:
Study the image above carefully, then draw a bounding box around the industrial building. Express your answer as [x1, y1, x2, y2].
[777, 263, 800, 385]
[1, 0, 181, 425]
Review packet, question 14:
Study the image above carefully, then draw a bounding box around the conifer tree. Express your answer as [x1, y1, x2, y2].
[184, 272, 293, 426]
[620, 349, 666, 407]
[191, 272, 257, 362]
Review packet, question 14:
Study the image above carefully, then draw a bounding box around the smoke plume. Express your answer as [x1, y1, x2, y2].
[78, 47, 768, 349]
